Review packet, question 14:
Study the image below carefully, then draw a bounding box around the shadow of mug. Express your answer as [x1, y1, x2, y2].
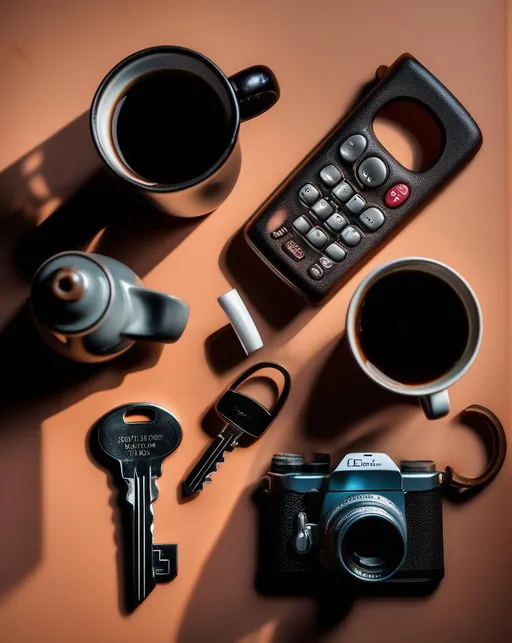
[299, 334, 417, 440]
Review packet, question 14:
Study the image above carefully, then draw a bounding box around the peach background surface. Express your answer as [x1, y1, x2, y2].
[0, 1, 510, 642]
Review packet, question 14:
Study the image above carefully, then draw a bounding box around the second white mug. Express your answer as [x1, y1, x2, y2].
[345, 257, 483, 420]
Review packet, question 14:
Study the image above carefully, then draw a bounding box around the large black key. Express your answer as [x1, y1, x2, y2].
[97, 403, 182, 605]
[182, 362, 291, 496]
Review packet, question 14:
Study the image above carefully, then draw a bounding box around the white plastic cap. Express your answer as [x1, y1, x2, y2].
[217, 289, 264, 355]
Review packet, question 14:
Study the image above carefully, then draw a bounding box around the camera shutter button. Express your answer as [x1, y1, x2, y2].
[270, 453, 304, 473]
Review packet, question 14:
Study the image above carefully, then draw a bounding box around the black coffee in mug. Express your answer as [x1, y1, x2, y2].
[112, 69, 231, 185]
[90, 46, 280, 217]
[357, 270, 470, 384]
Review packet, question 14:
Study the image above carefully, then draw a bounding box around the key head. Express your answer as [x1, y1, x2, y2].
[216, 390, 272, 439]
[97, 403, 182, 478]
[215, 362, 292, 440]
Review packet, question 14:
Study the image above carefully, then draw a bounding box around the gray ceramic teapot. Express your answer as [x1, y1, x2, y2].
[30, 251, 190, 363]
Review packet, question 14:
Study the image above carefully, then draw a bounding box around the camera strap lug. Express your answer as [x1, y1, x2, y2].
[293, 512, 317, 554]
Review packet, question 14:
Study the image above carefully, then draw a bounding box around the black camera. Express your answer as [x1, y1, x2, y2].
[258, 452, 444, 590]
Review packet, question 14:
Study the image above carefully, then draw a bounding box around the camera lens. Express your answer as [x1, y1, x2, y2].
[342, 517, 405, 575]
[325, 495, 407, 582]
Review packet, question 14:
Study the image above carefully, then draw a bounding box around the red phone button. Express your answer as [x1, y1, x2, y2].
[384, 183, 410, 208]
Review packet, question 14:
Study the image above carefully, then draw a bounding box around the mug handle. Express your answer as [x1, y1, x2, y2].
[419, 390, 450, 420]
[229, 65, 280, 122]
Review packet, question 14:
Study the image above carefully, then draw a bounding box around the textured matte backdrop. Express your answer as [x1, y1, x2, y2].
[0, 1, 510, 642]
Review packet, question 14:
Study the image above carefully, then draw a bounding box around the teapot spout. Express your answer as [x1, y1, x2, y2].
[123, 286, 190, 343]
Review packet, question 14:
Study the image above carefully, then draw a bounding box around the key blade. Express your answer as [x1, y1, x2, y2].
[182, 427, 239, 497]
[130, 462, 156, 604]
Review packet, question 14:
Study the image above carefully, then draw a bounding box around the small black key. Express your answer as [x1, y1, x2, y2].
[182, 362, 291, 496]
[97, 403, 182, 605]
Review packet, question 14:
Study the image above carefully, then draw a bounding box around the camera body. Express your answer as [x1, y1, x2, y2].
[259, 452, 444, 588]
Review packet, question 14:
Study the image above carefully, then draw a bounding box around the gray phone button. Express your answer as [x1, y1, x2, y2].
[319, 256, 333, 269]
[306, 227, 329, 249]
[308, 264, 324, 280]
[293, 216, 312, 234]
[325, 213, 347, 233]
[341, 226, 362, 247]
[357, 157, 388, 187]
[311, 199, 334, 221]
[320, 165, 342, 187]
[324, 243, 346, 262]
[332, 181, 354, 203]
[299, 183, 321, 205]
[359, 207, 385, 231]
[340, 134, 367, 162]
[345, 194, 366, 214]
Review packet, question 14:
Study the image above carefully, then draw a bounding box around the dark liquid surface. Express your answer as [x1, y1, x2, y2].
[112, 69, 231, 185]
[358, 270, 469, 385]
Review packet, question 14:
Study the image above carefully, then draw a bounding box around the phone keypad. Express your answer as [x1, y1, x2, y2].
[285, 132, 395, 281]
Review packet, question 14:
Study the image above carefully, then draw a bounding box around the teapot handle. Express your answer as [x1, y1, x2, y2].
[123, 286, 190, 343]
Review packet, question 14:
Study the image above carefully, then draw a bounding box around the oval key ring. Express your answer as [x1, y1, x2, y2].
[182, 362, 292, 497]
[227, 361, 292, 420]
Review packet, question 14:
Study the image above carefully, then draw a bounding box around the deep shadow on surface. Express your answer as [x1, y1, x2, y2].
[221, 229, 308, 329]
[0, 112, 101, 331]
[0, 109, 204, 607]
[204, 324, 248, 374]
[16, 167, 204, 281]
[15, 168, 121, 278]
[93, 185, 205, 278]
[3, 109, 206, 286]
[300, 334, 417, 439]
[0, 112, 99, 221]
[0, 304, 163, 600]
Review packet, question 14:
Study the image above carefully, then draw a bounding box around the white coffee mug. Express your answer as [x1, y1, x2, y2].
[346, 257, 483, 420]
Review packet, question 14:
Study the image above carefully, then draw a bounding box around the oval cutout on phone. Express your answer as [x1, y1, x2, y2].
[372, 99, 445, 172]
